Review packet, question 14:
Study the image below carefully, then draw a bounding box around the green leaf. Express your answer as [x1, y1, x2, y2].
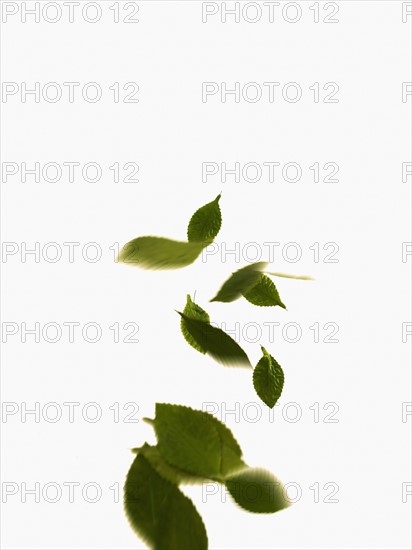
[253, 346, 284, 408]
[136, 443, 207, 486]
[225, 467, 290, 514]
[210, 262, 267, 303]
[118, 237, 204, 270]
[243, 274, 286, 308]
[153, 404, 245, 480]
[124, 454, 208, 550]
[177, 312, 251, 368]
[208, 415, 246, 478]
[180, 295, 210, 354]
[187, 194, 222, 243]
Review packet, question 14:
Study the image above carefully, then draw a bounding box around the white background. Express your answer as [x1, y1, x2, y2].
[1, 1, 411, 549]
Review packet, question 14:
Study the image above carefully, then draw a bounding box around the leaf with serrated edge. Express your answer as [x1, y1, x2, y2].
[210, 262, 267, 303]
[180, 295, 210, 354]
[253, 346, 284, 408]
[136, 443, 207, 485]
[118, 236, 205, 270]
[225, 467, 291, 514]
[243, 274, 286, 308]
[207, 415, 246, 477]
[177, 312, 251, 368]
[154, 404, 245, 480]
[124, 454, 208, 550]
[187, 194, 222, 243]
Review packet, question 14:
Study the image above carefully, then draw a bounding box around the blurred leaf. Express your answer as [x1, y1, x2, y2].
[253, 346, 284, 408]
[210, 262, 267, 303]
[178, 312, 251, 368]
[153, 403, 245, 480]
[266, 271, 314, 281]
[124, 454, 208, 550]
[187, 194, 222, 243]
[225, 467, 290, 514]
[118, 236, 204, 270]
[180, 295, 210, 354]
[243, 274, 286, 309]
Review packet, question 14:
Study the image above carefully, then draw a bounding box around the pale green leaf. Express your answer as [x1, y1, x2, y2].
[253, 346, 284, 408]
[243, 274, 286, 308]
[225, 467, 290, 514]
[266, 271, 314, 280]
[187, 194, 222, 243]
[118, 237, 204, 270]
[124, 454, 208, 550]
[180, 295, 210, 354]
[177, 312, 251, 368]
[210, 262, 267, 303]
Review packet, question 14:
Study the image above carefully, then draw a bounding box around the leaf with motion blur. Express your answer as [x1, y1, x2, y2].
[124, 454, 208, 550]
[118, 236, 205, 270]
[253, 346, 284, 408]
[178, 312, 251, 368]
[225, 467, 290, 514]
[243, 274, 286, 309]
[187, 194, 222, 243]
[210, 262, 267, 303]
[266, 271, 314, 281]
[180, 295, 210, 353]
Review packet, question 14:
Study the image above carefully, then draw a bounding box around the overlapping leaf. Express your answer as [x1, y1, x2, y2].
[253, 346, 284, 408]
[178, 311, 251, 368]
[243, 274, 286, 309]
[180, 295, 210, 353]
[124, 454, 208, 550]
[210, 262, 267, 303]
[153, 403, 245, 481]
[135, 443, 207, 485]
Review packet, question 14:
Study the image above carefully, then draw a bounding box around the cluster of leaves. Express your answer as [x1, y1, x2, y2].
[179, 295, 284, 408]
[125, 404, 290, 550]
[119, 196, 311, 549]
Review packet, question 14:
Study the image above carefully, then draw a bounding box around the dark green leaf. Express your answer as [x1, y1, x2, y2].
[243, 274, 286, 309]
[187, 194, 222, 243]
[210, 262, 267, 303]
[153, 404, 245, 480]
[118, 237, 204, 270]
[180, 295, 210, 354]
[225, 467, 290, 514]
[253, 346, 284, 408]
[177, 312, 251, 368]
[124, 454, 208, 550]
